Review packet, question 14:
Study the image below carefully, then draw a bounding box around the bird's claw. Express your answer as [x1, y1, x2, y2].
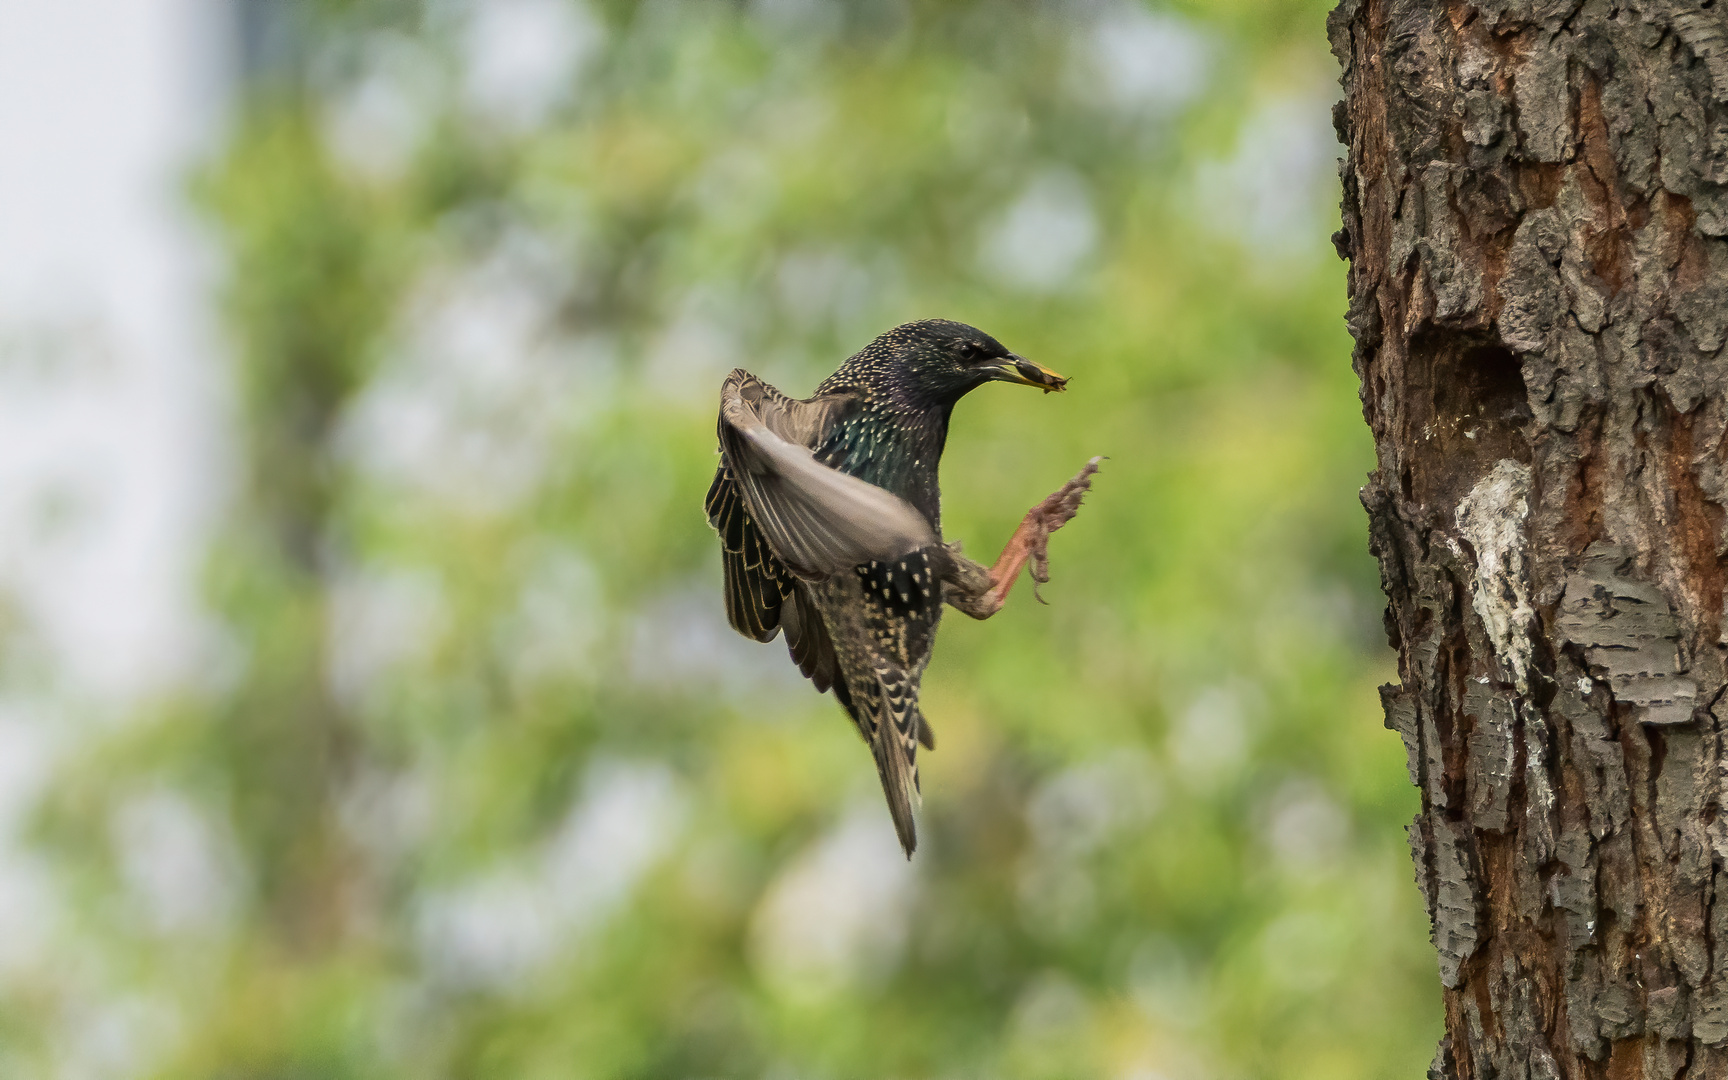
[1024, 456, 1101, 603]
[1032, 456, 1102, 530]
[941, 457, 1101, 619]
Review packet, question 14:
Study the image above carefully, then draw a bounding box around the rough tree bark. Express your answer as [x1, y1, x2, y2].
[1331, 1, 1728, 1076]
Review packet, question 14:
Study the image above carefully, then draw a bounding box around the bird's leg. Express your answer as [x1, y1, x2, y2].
[942, 456, 1101, 621]
[939, 545, 996, 617]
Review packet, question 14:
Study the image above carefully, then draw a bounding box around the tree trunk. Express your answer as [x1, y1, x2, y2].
[1331, 1, 1728, 1076]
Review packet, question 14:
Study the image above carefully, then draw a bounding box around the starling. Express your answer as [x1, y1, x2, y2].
[705, 319, 1100, 856]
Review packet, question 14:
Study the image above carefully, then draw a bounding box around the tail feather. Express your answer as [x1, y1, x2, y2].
[868, 671, 922, 857]
[913, 707, 935, 750]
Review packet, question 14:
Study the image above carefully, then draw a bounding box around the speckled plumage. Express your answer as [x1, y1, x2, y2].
[705, 319, 1076, 855]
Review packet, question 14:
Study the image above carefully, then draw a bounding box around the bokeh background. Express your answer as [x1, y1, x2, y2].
[0, 1, 1440, 1076]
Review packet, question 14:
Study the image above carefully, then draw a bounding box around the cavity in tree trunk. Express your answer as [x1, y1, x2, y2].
[1331, 1, 1728, 1076]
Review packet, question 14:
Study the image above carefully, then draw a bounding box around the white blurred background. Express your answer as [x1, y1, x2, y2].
[0, 0, 232, 702]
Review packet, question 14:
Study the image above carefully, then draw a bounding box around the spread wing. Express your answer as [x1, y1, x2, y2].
[705, 459, 842, 694]
[714, 369, 936, 581]
[705, 369, 935, 696]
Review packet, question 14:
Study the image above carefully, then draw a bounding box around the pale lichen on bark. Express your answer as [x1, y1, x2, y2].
[1332, 0, 1728, 1074]
[1453, 458, 1537, 691]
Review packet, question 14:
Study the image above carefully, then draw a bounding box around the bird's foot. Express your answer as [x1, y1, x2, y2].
[1019, 456, 1102, 602]
[945, 457, 1101, 619]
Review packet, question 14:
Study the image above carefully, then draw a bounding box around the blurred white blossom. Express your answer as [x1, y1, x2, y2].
[416, 759, 686, 989]
[462, 0, 603, 132]
[1073, 5, 1210, 112]
[111, 788, 242, 936]
[749, 805, 917, 1001]
[1195, 88, 1340, 258]
[980, 169, 1099, 293]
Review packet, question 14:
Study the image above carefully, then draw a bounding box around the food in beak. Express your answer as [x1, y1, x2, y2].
[1015, 357, 1068, 392]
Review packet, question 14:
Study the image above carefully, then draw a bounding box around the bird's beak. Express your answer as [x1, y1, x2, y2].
[985, 354, 1069, 393]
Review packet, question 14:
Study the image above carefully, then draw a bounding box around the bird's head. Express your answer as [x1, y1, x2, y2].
[864, 319, 1068, 406]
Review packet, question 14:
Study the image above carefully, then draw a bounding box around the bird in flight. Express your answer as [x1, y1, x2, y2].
[705, 319, 1100, 856]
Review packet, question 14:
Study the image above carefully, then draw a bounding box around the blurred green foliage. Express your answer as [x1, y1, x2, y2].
[6, 1, 1439, 1077]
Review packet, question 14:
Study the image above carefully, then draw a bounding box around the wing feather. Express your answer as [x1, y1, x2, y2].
[708, 371, 881, 695]
[717, 370, 936, 581]
[708, 462, 785, 642]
